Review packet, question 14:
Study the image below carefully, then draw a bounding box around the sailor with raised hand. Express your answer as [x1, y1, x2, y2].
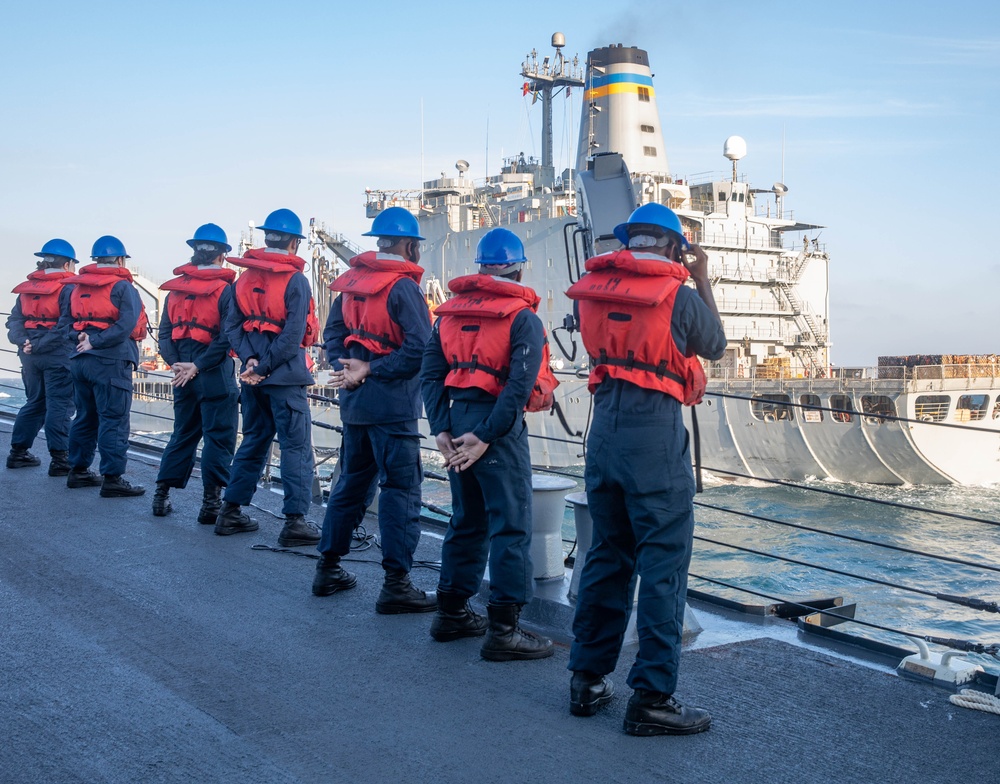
[421, 228, 560, 659]
[63, 235, 150, 497]
[217, 209, 322, 548]
[5, 239, 79, 476]
[151, 224, 238, 525]
[565, 204, 726, 735]
[312, 206, 435, 614]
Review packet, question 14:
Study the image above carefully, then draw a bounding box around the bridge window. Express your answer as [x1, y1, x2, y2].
[915, 395, 949, 422]
[637, 87, 650, 102]
[800, 394, 822, 422]
[751, 394, 793, 422]
[640, 124, 655, 133]
[955, 394, 989, 422]
[643, 146, 657, 157]
[830, 394, 854, 423]
[861, 395, 896, 424]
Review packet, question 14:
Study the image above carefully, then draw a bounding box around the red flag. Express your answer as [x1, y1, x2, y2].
[522, 81, 530, 96]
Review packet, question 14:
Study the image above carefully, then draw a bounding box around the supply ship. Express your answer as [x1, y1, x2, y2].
[136, 34, 1000, 484]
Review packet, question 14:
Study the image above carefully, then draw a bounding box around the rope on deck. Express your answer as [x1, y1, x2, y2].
[949, 690, 1000, 716]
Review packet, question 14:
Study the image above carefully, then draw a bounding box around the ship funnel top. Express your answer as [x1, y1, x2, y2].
[723, 135, 747, 162]
[551, 32, 565, 49]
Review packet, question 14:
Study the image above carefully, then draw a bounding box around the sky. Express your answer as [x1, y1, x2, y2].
[2, 0, 998, 365]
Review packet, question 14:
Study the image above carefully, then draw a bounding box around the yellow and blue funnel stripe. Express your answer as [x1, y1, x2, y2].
[585, 72, 655, 100]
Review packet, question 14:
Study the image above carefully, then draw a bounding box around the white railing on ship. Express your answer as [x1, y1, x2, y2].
[706, 364, 1000, 385]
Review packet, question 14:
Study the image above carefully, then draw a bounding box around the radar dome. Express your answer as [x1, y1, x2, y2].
[552, 32, 566, 48]
[723, 136, 747, 162]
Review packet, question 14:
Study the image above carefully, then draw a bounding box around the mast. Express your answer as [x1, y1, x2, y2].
[521, 33, 583, 186]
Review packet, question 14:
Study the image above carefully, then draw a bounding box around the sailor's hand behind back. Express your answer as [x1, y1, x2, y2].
[336, 357, 370, 390]
[171, 361, 199, 388]
[76, 332, 93, 353]
[448, 432, 489, 472]
[240, 357, 266, 386]
[22, 339, 31, 355]
[681, 244, 709, 282]
[435, 431, 458, 464]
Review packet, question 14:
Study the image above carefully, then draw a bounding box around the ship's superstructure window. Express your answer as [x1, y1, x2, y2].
[994, 399, 1000, 420]
[751, 394, 793, 422]
[861, 395, 896, 424]
[718, 192, 727, 201]
[640, 124, 655, 133]
[643, 146, 657, 157]
[800, 394, 822, 422]
[637, 87, 650, 102]
[955, 394, 989, 421]
[915, 395, 950, 422]
[830, 394, 854, 423]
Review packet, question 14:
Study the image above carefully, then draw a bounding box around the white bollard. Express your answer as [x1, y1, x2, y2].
[530, 475, 577, 580]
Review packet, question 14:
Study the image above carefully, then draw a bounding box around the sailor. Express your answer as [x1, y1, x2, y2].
[218, 209, 322, 547]
[565, 203, 726, 735]
[151, 224, 238, 524]
[5, 239, 79, 475]
[63, 235, 150, 497]
[312, 206, 435, 614]
[421, 228, 559, 660]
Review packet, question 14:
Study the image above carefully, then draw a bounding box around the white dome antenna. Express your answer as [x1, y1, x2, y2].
[723, 135, 747, 182]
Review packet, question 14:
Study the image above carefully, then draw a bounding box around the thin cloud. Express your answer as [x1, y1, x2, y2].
[850, 30, 1000, 67]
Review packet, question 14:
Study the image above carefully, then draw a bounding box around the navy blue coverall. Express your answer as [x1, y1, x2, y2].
[318, 274, 431, 574]
[568, 284, 726, 695]
[155, 285, 238, 491]
[63, 276, 143, 477]
[421, 307, 544, 605]
[222, 263, 315, 516]
[6, 279, 75, 452]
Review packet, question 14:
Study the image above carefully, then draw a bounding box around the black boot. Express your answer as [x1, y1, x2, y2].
[623, 690, 712, 736]
[100, 475, 146, 497]
[570, 671, 615, 716]
[7, 447, 41, 469]
[66, 467, 102, 488]
[152, 482, 172, 516]
[312, 553, 358, 596]
[48, 450, 71, 477]
[375, 570, 437, 615]
[430, 591, 488, 642]
[214, 502, 258, 536]
[480, 604, 554, 662]
[277, 514, 321, 547]
[197, 486, 223, 525]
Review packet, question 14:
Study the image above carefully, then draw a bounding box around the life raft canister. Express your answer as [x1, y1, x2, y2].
[435, 274, 559, 412]
[566, 249, 706, 405]
[330, 251, 427, 356]
[68, 264, 149, 342]
[231, 249, 319, 348]
[159, 264, 236, 345]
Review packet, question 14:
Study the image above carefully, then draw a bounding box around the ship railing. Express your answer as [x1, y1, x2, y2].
[2, 331, 999, 679]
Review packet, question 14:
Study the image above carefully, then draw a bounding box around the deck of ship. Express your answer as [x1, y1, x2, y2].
[1, 424, 996, 784]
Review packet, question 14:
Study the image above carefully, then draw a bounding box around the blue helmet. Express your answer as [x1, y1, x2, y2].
[363, 206, 424, 241]
[613, 203, 689, 250]
[476, 228, 527, 266]
[34, 238, 78, 262]
[186, 223, 232, 252]
[258, 208, 305, 239]
[91, 235, 130, 259]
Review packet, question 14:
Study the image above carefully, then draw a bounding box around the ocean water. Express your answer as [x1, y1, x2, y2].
[2, 375, 997, 672]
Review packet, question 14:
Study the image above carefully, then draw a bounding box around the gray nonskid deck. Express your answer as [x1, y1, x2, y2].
[0, 427, 995, 784]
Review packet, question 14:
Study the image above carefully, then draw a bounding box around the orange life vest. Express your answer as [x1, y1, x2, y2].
[435, 274, 559, 413]
[330, 251, 426, 356]
[69, 264, 149, 342]
[566, 250, 707, 405]
[160, 264, 236, 345]
[12, 270, 74, 329]
[231, 249, 319, 348]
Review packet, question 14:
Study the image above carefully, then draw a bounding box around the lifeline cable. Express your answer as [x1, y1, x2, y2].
[694, 534, 999, 612]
